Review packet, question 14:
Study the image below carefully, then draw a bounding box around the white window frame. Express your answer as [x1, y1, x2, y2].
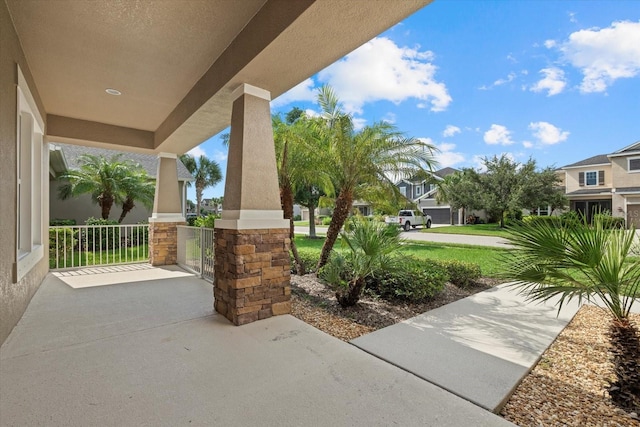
[415, 185, 422, 196]
[584, 170, 598, 186]
[628, 156, 640, 173]
[399, 186, 406, 197]
[15, 65, 46, 282]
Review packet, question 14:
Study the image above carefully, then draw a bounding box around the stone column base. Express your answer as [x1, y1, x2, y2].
[149, 221, 184, 266]
[214, 228, 291, 325]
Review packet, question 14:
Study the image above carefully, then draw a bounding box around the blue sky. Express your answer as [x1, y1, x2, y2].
[187, 0, 640, 201]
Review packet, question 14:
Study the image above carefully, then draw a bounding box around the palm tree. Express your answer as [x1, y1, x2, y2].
[180, 154, 223, 217]
[273, 111, 332, 274]
[117, 170, 156, 223]
[503, 216, 640, 411]
[58, 154, 136, 220]
[329, 217, 402, 307]
[312, 86, 438, 269]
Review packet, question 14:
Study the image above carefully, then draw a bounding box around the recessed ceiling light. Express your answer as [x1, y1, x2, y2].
[105, 88, 121, 96]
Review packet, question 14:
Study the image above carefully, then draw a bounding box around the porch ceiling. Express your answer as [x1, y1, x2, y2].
[6, 0, 431, 154]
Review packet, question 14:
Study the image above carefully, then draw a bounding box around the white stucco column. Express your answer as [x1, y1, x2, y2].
[150, 153, 184, 223]
[215, 84, 288, 230]
[149, 153, 185, 266]
[213, 83, 291, 326]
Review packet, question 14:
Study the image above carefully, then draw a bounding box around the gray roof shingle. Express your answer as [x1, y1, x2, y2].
[433, 167, 459, 178]
[53, 143, 193, 181]
[562, 154, 610, 169]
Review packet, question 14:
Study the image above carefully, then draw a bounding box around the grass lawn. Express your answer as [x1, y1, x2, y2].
[295, 235, 508, 277]
[49, 244, 149, 269]
[422, 223, 512, 238]
[294, 220, 310, 227]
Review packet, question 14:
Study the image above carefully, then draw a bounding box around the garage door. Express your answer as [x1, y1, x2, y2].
[423, 208, 457, 225]
[628, 205, 640, 228]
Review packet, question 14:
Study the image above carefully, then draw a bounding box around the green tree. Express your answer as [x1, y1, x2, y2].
[469, 155, 563, 228]
[273, 110, 332, 273]
[503, 216, 640, 411]
[436, 169, 482, 225]
[311, 86, 437, 269]
[117, 169, 155, 223]
[180, 154, 223, 218]
[58, 154, 144, 220]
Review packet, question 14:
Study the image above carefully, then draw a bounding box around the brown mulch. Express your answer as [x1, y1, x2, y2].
[289, 274, 640, 427]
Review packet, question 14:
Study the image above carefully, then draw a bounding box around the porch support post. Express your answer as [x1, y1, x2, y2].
[149, 153, 185, 266]
[214, 83, 291, 326]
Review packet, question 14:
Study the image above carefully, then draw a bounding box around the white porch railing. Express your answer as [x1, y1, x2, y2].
[177, 225, 214, 282]
[49, 224, 149, 270]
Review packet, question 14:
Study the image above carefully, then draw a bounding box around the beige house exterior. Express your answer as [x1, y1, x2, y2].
[1, 0, 431, 345]
[560, 141, 640, 227]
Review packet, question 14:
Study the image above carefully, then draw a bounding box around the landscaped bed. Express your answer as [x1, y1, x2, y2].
[289, 273, 640, 426]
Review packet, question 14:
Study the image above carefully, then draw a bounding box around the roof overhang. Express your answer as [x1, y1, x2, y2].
[561, 163, 611, 170]
[6, 0, 431, 154]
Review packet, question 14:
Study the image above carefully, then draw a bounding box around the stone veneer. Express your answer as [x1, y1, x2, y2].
[149, 221, 184, 266]
[214, 227, 291, 325]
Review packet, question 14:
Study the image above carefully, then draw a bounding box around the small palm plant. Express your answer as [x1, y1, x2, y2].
[329, 217, 403, 307]
[503, 215, 640, 411]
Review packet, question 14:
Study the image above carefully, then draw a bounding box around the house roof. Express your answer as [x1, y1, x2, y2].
[566, 188, 612, 196]
[561, 154, 610, 169]
[616, 186, 640, 194]
[608, 141, 640, 158]
[52, 143, 193, 181]
[432, 167, 459, 179]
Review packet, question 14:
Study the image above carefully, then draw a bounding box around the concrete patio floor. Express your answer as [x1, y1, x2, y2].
[0, 265, 513, 426]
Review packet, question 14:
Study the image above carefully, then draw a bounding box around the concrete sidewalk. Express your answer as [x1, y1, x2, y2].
[351, 283, 581, 413]
[1, 267, 513, 426]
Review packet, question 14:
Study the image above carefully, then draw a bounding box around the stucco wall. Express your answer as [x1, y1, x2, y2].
[610, 157, 640, 188]
[564, 165, 612, 193]
[0, 0, 49, 346]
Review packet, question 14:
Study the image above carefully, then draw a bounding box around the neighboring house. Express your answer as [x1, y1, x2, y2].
[49, 143, 194, 224]
[560, 141, 640, 227]
[406, 167, 468, 224]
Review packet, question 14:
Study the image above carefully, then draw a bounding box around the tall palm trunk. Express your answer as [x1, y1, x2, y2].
[196, 186, 203, 217]
[281, 183, 305, 275]
[118, 197, 135, 223]
[98, 193, 113, 220]
[608, 320, 640, 412]
[308, 200, 317, 238]
[317, 190, 352, 270]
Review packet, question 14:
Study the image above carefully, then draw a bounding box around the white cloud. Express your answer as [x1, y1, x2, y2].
[442, 125, 461, 138]
[484, 124, 514, 145]
[568, 12, 578, 24]
[317, 37, 452, 113]
[493, 72, 516, 86]
[213, 150, 228, 163]
[522, 141, 534, 148]
[530, 67, 567, 96]
[529, 121, 570, 145]
[304, 108, 320, 118]
[271, 78, 316, 108]
[420, 139, 464, 168]
[352, 117, 368, 131]
[544, 39, 557, 49]
[557, 20, 640, 93]
[382, 112, 396, 124]
[187, 146, 206, 158]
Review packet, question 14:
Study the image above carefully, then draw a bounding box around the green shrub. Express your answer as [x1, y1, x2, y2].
[50, 219, 76, 226]
[437, 259, 481, 288]
[127, 221, 149, 246]
[321, 216, 332, 226]
[186, 215, 198, 226]
[318, 251, 351, 286]
[593, 213, 625, 229]
[194, 214, 219, 228]
[290, 248, 321, 273]
[84, 217, 120, 249]
[49, 227, 77, 261]
[372, 257, 448, 301]
[293, 214, 302, 221]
